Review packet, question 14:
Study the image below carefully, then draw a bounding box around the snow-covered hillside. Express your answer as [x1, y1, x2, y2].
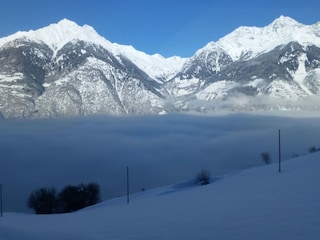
[1, 151, 319, 240]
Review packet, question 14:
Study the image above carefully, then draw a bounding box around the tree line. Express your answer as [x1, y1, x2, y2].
[27, 182, 101, 214]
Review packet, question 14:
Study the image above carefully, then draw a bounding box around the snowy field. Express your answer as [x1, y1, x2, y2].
[0, 112, 320, 239]
[1, 113, 320, 213]
[0, 146, 319, 239]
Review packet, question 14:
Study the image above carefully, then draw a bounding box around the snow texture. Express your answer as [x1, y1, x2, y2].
[0, 149, 319, 240]
[0, 19, 186, 81]
[216, 15, 320, 61]
[1, 16, 320, 118]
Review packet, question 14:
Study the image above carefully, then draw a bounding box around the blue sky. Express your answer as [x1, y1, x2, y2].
[1, 0, 320, 57]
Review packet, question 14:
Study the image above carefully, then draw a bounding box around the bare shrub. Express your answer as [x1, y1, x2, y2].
[195, 169, 211, 185]
[261, 152, 272, 165]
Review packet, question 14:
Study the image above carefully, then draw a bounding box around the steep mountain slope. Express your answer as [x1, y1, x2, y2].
[0, 20, 174, 118]
[166, 16, 320, 111]
[1, 16, 320, 118]
[217, 15, 320, 61]
[0, 19, 186, 81]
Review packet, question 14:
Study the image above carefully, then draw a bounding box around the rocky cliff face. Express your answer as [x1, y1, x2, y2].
[1, 16, 320, 119]
[0, 37, 165, 118]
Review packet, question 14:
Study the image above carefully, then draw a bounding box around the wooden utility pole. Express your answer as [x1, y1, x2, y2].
[126, 166, 130, 204]
[278, 129, 281, 173]
[0, 184, 3, 217]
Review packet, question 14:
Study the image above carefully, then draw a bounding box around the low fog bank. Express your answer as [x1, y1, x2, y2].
[188, 95, 320, 113]
[1, 113, 320, 212]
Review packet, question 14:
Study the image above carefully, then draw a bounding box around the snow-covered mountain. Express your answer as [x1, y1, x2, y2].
[0, 19, 180, 118]
[217, 15, 320, 61]
[1, 16, 320, 118]
[166, 16, 320, 112]
[0, 19, 186, 81]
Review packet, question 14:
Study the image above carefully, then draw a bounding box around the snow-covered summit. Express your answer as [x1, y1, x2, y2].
[0, 19, 186, 80]
[200, 16, 320, 61]
[1, 16, 320, 118]
[1, 16, 319, 80]
[0, 19, 114, 52]
[269, 15, 301, 29]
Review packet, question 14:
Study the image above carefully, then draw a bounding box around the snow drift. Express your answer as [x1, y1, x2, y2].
[0, 150, 319, 240]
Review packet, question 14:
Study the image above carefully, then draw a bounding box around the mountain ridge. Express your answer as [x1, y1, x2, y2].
[1, 16, 320, 119]
[0, 18, 187, 81]
[205, 15, 320, 61]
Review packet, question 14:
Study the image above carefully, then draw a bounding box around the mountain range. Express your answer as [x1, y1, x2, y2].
[1, 15, 320, 119]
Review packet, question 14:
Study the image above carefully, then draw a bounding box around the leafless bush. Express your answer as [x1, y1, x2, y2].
[261, 152, 271, 164]
[195, 169, 211, 185]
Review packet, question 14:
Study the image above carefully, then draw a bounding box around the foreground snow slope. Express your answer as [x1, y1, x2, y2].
[1, 153, 319, 240]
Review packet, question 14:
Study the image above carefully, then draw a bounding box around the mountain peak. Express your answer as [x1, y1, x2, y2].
[56, 18, 79, 28]
[269, 15, 301, 29]
[34, 19, 107, 50]
[0, 18, 112, 52]
[53, 18, 100, 38]
[216, 15, 319, 60]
